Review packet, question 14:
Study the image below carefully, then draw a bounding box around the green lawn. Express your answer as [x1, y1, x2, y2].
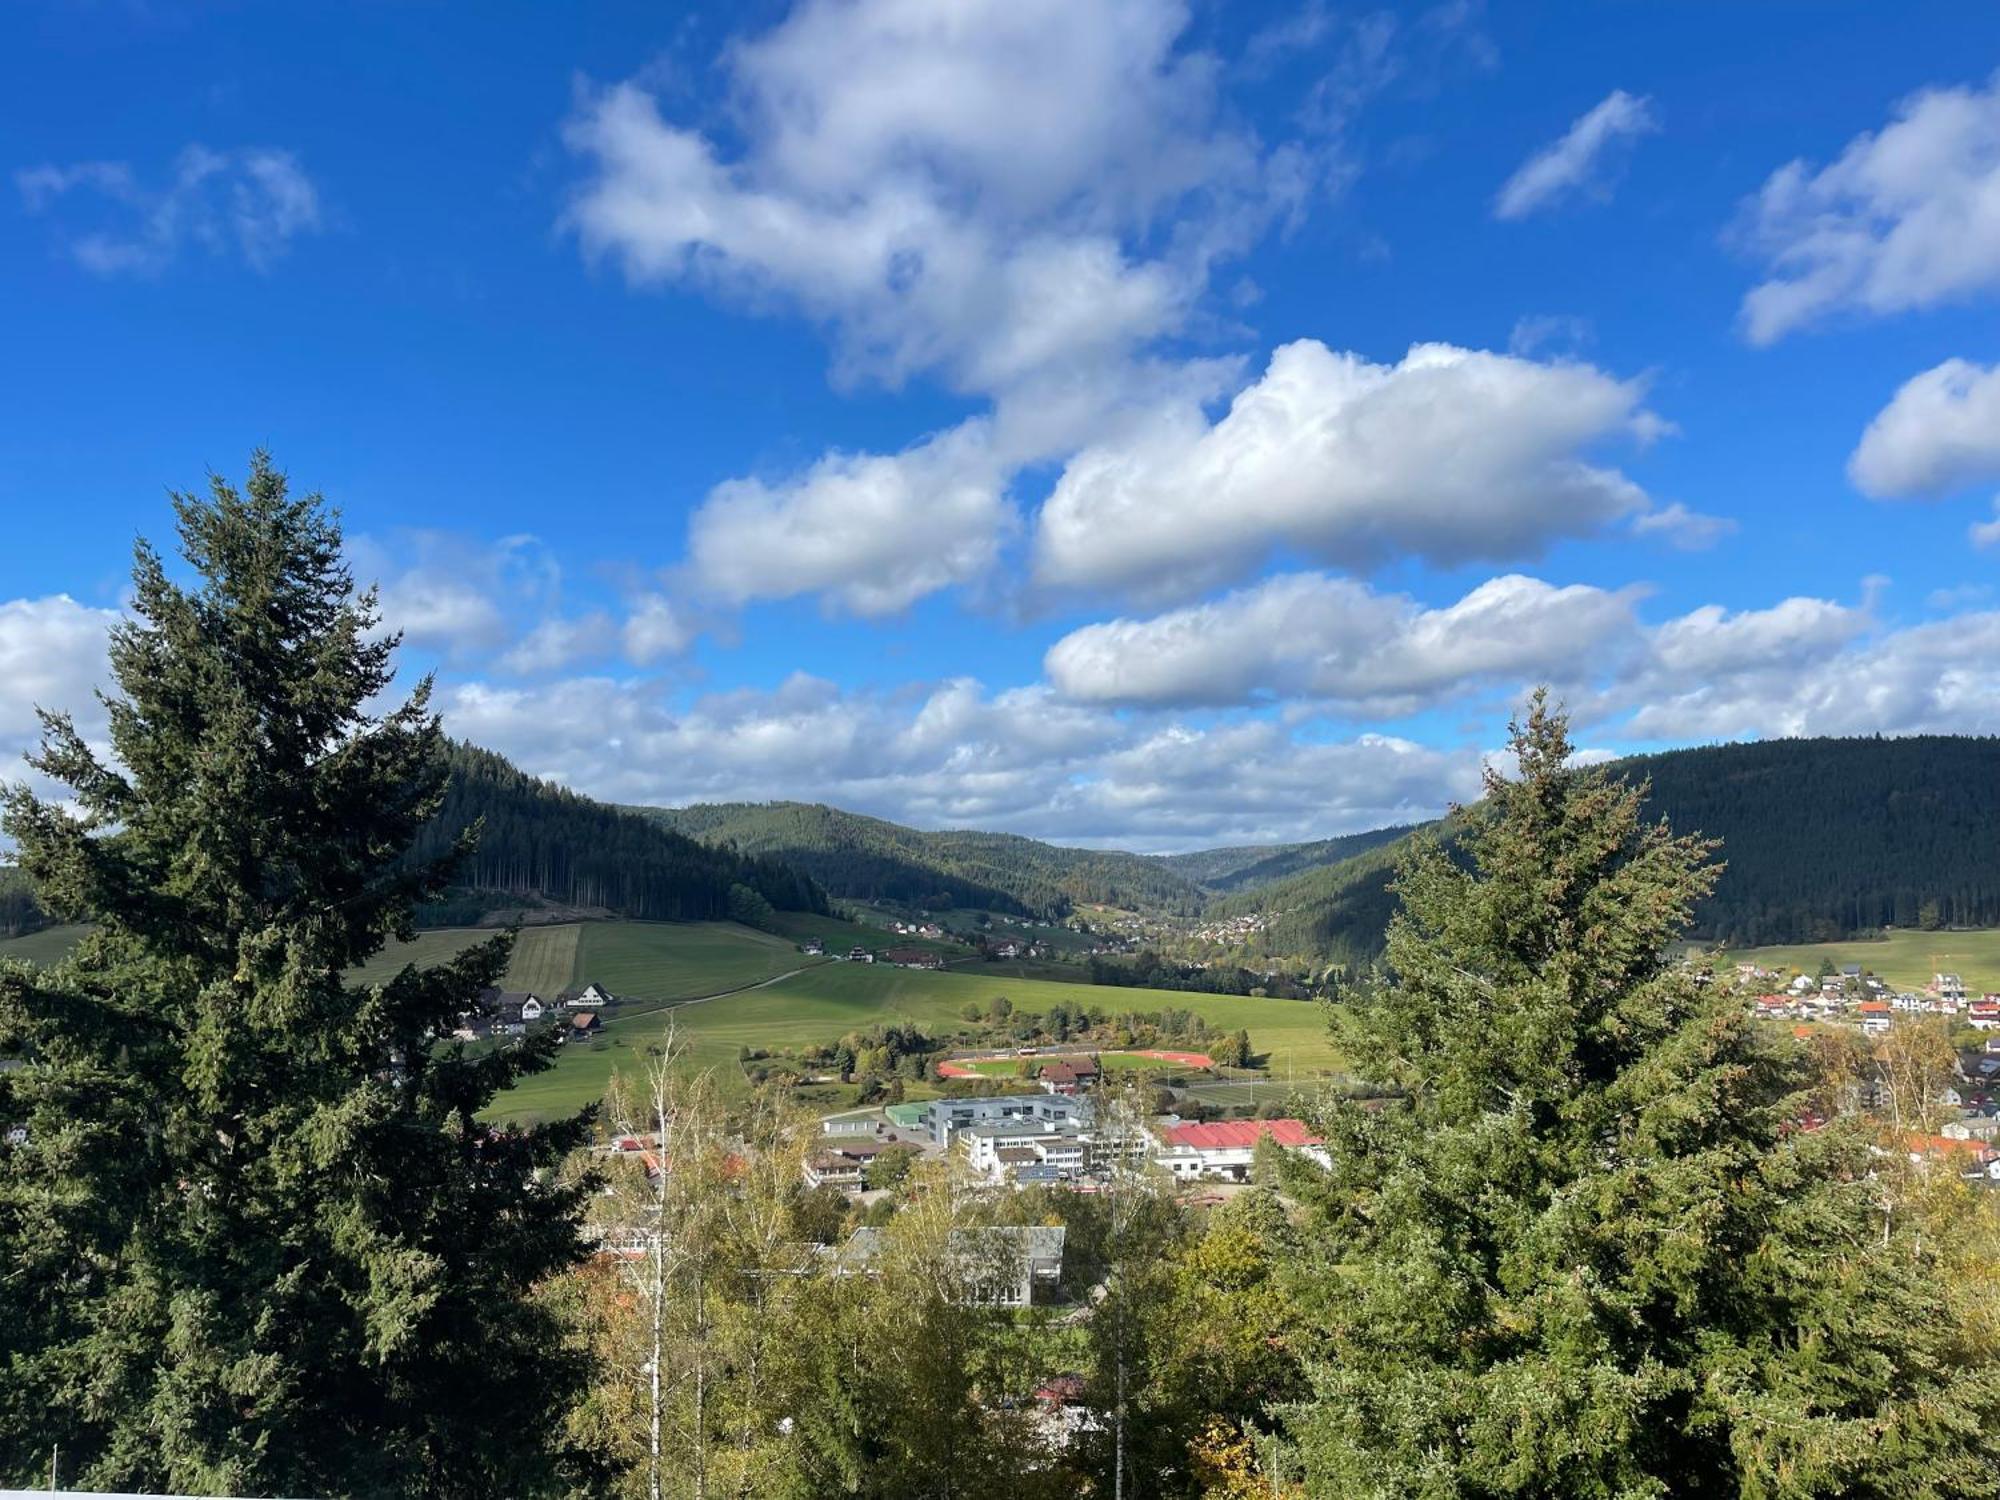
[1722, 928, 2000, 995]
[487, 959, 1343, 1124]
[0, 923, 93, 966]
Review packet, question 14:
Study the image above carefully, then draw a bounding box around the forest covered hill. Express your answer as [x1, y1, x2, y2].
[635, 800, 1207, 917]
[1215, 735, 2000, 966]
[1, 745, 830, 938]
[12, 735, 1993, 955]
[1155, 824, 1417, 893]
[407, 746, 828, 924]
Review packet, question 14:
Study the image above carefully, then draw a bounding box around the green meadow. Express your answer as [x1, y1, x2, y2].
[1721, 928, 2000, 996]
[2, 916, 822, 1008]
[954, 1051, 1219, 1078]
[0, 923, 93, 967]
[2, 913, 1344, 1124]
[486, 954, 1343, 1124]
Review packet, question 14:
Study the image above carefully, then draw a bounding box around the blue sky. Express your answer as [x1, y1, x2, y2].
[4, 0, 2000, 849]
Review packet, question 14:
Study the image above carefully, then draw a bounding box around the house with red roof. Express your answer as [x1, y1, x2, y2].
[1153, 1117, 1329, 1181]
[1858, 999, 1892, 1036]
[1904, 1133, 2000, 1178]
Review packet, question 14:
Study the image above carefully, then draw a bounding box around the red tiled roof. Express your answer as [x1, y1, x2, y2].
[1162, 1118, 1321, 1151]
[1905, 1133, 1997, 1161]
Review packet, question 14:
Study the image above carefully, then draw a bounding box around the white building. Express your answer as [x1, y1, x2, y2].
[924, 1093, 1088, 1148]
[1153, 1119, 1330, 1182]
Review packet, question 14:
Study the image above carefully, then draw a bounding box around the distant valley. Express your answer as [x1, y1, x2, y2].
[9, 736, 1998, 983]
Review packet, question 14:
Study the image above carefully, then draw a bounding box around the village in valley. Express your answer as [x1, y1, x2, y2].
[1741, 958, 2000, 1180]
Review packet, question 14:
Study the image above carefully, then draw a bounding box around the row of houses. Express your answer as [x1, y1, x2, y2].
[799, 936, 947, 969]
[914, 1093, 1329, 1188]
[453, 981, 616, 1042]
[1752, 976, 1999, 1036]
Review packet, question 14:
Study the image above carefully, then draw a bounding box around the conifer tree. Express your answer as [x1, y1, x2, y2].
[1278, 692, 2000, 1497]
[0, 456, 594, 1497]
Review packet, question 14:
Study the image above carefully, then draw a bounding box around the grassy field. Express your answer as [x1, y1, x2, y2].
[577, 920, 827, 1009]
[1723, 929, 2000, 995]
[4, 916, 811, 1007]
[487, 960, 1342, 1124]
[0, 923, 93, 966]
[956, 958, 1092, 983]
[344, 924, 581, 993]
[955, 1051, 1215, 1078]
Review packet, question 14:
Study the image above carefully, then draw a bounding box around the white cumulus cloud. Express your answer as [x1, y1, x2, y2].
[562, 0, 1276, 399]
[621, 594, 693, 665]
[0, 595, 121, 807]
[687, 420, 1013, 616]
[1737, 70, 2000, 344]
[1971, 499, 2000, 550]
[1044, 571, 1641, 710]
[564, 0, 1328, 615]
[1850, 357, 2000, 499]
[1624, 605, 2000, 741]
[1032, 339, 1662, 602]
[498, 614, 618, 676]
[1494, 89, 1658, 220]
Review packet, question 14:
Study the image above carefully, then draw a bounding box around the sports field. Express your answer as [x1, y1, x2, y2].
[1722, 928, 2000, 996]
[486, 958, 1343, 1124]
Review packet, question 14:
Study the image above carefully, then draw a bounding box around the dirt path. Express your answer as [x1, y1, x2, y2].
[660, 964, 814, 1011]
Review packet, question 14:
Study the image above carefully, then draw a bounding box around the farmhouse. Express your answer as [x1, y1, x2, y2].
[1037, 1057, 1100, 1095]
[567, 1011, 602, 1039]
[1153, 1118, 1329, 1182]
[459, 988, 548, 1038]
[883, 946, 945, 970]
[560, 981, 616, 1009]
